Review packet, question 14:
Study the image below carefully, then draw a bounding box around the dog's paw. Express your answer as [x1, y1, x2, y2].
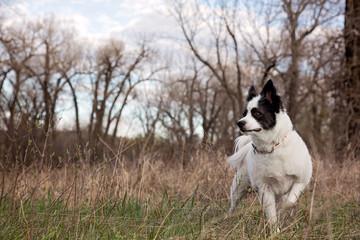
[278, 200, 294, 211]
[229, 206, 235, 213]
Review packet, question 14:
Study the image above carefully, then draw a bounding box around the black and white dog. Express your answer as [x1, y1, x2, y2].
[227, 80, 312, 230]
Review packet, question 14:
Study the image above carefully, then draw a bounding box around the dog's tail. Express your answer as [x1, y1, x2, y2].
[227, 135, 252, 170]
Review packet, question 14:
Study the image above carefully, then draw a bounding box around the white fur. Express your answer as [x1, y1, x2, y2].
[228, 109, 312, 231]
[227, 135, 252, 170]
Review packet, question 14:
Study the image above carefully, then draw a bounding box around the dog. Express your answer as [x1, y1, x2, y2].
[227, 79, 312, 231]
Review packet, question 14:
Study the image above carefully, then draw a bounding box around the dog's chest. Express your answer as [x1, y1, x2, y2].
[247, 153, 295, 195]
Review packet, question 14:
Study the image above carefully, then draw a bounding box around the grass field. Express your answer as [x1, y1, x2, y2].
[1, 191, 359, 239]
[1, 145, 359, 239]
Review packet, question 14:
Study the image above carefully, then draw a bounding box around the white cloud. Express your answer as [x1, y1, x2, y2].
[97, 13, 125, 37]
[118, 0, 164, 13]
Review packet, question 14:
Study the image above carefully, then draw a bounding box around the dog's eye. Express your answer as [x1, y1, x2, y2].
[243, 110, 248, 117]
[252, 111, 261, 118]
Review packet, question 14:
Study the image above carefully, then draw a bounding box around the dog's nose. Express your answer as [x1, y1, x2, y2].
[237, 120, 245, 129]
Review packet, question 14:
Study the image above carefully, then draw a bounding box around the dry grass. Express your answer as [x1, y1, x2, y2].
[4, 145, 359, 204]
[312, 155, 360, 201]
[3, 143, 232, 205]
[1, 141, 360, 239]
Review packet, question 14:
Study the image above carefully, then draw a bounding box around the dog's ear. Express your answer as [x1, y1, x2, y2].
[261, 80, 276, 104]
[247, 85, 257, 101]
[261, 79, 282, 112]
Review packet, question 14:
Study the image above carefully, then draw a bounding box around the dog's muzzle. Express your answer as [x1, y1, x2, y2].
[237, 120, 261, 133]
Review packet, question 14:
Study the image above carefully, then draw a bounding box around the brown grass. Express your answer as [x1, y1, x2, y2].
[311, 153, 360, 201]
[3, 142, 359, 208]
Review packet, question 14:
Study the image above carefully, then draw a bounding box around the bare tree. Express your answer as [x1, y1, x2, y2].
[24, 17, 78, 136]
[88, 38, 125, 150]
[0, 16, 88, 164]
[152, 54, 231, 145]
[57, 38, 84, 144]
[106, 40, 160, 140]
[157, 65, 199, 144]
[0, 21, 38, 162]
[169, 0, 246, 141]
[87, 37, 159, 157]
[280, 0, 343, 120]
[135, 86, 162, 140]
[196, 74, 226, 144]
[228, 0, 343, 152]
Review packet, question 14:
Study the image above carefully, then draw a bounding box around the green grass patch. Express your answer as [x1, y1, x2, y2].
[0, 192, 359, 239]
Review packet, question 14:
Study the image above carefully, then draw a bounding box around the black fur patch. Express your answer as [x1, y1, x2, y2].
[247, 85, 257, 101]
[260, 80, 282, 113]
[244, 80, 283, 130]
[252, 102, 277, 130]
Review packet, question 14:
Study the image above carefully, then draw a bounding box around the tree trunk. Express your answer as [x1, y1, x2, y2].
[344, 0, 360, 157]
[67, 79, 82, 144]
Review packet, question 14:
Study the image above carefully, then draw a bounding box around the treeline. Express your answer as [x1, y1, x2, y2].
[0, 16, 160, 164]
[0, 0, 359, 166]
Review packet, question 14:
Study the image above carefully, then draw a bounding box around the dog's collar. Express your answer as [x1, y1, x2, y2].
[252, 135, 288, 154]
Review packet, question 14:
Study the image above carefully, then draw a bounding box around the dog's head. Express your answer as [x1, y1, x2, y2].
[237, 79, 283, 135]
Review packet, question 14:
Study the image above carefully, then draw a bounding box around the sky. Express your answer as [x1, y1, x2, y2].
[2, 0, 178, 136]
[2, 0, 175, 44]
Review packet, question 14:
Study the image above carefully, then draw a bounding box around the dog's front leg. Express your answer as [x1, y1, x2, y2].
[229, 168, 249, 213]
[279, 182, 307, 211]
[259, 186, 279, 232]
